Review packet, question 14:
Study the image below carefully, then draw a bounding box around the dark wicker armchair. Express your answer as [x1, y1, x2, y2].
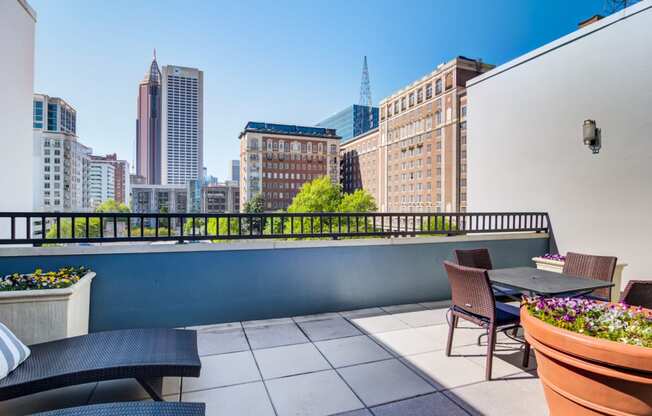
[443, 261, 530, 380]
[563, 252, 617, 301]
[620, 280, 652, 309]
[454, 248, 521, 299]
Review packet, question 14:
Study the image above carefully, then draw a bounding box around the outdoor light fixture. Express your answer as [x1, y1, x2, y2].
[583, 119, 601, 154]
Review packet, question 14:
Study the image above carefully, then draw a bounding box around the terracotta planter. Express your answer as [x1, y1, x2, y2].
[520, 306, 652, 416]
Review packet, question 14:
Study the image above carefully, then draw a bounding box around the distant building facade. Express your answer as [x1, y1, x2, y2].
[317, 104, 379, 143]
[376, 56, 493, 212]
[202, 182, 239, 213]
[33, 94, 91, 211]
[136, 52, 162, 184]
[239, 122, 341, 211]
[130, 183, 188, 213]
[229, 160, 240, 183]
[88, 154, 130, 206]
[88, 156, 115, 208]
[340, 127, 380, 203]
[161, 65, 204, 185]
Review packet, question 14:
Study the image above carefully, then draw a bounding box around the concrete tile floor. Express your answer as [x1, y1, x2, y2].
[0, 302, 547, 416]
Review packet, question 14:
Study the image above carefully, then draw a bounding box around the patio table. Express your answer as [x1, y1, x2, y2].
[488, 267, 614, 297]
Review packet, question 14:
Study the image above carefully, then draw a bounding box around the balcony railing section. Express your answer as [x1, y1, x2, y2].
[0, 212, 549, 245]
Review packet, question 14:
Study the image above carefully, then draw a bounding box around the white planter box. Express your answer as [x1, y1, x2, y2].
[532, 257, 626, 302]
[0, 272, 95, 345]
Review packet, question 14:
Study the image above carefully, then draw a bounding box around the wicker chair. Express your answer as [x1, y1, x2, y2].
[563, 252, 617, 301]
[620, 280, 652, 309]
[454, 248, 521, 299]
[443, 261, 530, 380]
[32, 402, 205, 416]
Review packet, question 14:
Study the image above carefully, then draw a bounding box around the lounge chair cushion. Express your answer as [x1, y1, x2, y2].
[0, 323, 31, 380]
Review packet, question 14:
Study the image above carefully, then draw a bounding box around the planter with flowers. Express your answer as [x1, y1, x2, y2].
[0, 267, 95, 345]
[521, 297, 652, 415]
[532, 253, 627, 302]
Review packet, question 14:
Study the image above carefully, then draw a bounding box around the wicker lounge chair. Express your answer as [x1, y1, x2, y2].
[454, 248, 522, 299]
[443, 261, 530, 380]
[0, 328, 201, 402]
[32, 402, 205, 416]
[621, 280, 652, 309]
[563, 252, 617, 301]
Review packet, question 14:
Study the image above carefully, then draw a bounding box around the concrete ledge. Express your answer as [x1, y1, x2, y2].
[0, 232, 548, 257]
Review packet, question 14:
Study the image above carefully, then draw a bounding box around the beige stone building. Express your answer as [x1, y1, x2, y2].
[340, 56, 492, 213]
[239, 122, 341, 211]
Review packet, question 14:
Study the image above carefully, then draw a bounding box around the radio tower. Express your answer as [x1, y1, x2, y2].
[358, 56, 374, 133]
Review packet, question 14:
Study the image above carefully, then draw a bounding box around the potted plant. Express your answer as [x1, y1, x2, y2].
[521, 297, 652, 415]
[0, 267, 95, 345]
[532, 253, 627, 302]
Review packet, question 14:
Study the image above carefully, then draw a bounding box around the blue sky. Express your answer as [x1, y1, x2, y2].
[30, 0, 607, 180]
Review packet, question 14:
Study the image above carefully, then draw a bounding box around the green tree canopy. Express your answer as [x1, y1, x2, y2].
[243, 193, 265, 214]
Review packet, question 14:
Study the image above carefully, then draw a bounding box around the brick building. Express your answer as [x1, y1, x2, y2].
[239, 122, 341, 211]
[340, 127, 380, 203]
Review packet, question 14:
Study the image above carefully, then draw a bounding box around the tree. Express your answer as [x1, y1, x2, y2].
[46, 199, 130, 240]
[243, 193, 265, 214]
[266, 176, 378, 237]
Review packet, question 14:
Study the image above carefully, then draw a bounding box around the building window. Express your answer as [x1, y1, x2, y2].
[435, 111, 442, 125]
[417, 88, 423, 103]
[435, 79, 442, 95]
[445, 72, 453, 90]
[409, 93, 415, 107]
[394, 101, 399, 114]
[461, 106, 467, 117]
[425, 83, 432, 99]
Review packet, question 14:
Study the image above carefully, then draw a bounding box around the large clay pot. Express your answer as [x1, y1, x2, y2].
[520, 306, 652, 415]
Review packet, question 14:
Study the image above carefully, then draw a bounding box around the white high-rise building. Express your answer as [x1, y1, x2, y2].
[161, 65, 204, 185]
[88, 158, 115, 208]
[33, 94, 91, 212]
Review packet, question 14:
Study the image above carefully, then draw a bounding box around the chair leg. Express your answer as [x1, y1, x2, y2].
[485, 324, 497, 381]
[522, 340, 531, 368]
[446, 314, 458, 356]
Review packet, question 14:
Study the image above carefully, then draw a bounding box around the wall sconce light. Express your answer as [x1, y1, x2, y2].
[583, 119, 601, 154]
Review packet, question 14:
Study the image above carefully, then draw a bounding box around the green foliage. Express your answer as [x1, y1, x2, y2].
[95, 199, 130, 213]
[0, 267, 89, 291]
[243, 193, 265, 214]
[46, 199, 130, 240]
[417, 215, 457, 235]
[287, 176, 343, 213]
[339, 189, 378, 213]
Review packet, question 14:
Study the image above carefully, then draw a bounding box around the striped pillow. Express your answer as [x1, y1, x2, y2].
[0, 323, 31, 380]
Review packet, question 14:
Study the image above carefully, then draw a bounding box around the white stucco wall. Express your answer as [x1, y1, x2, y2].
[0, 1, 36, 237]
[466, 1, 652, 288]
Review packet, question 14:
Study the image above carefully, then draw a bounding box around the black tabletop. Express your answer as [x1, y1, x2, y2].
[488, 267, 614, 296]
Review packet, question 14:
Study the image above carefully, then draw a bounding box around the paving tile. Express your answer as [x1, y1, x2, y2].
[339, 307, 387, 319]
[195, 325, 250, 356]
[419, 300, 452, 309]
[416, 323, 485, 351]
[346, 314, 410, 334]
[292, 312, 341, 322]
[391, 309, 449, 328]
[0, 383, 96, 415]
[244, 322, 309, 350]
[242, 317, 294, 328]
[253, 342, 330, 379]
[381, 304, 427, 314]
[370, 392, 467, 416]
[297, 316, 362, 341]
[181, 381, 275, 416]
[337, 359, 434, 407]
[371, 328, 438, 357]
[187, 322, 242, 331]
[314, 335, 392, 368]
[183, 350, 260, 392]
[265, 370, 364, 416]
[89, 377, 180, 403]
[456, 341, 536, 379]
[444, 376, 548, 416]
[332, 409, 373, 416]
[400, 350, 486, 390]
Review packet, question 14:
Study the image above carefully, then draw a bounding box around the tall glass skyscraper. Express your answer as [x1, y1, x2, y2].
[136, 51, 162, 184]
[161, 65, 204, 185]
[316, 104, 379, 143]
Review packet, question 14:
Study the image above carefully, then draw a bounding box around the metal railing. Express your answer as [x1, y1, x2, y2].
[0, 212, 550, 245]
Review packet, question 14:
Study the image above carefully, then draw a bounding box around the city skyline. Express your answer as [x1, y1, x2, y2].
[29, 0, 608, 180]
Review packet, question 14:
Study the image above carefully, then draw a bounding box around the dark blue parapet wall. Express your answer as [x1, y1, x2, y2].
[0, 235, 548, 331]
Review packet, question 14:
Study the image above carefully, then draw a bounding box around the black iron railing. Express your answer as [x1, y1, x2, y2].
[0, 212, 550, 245]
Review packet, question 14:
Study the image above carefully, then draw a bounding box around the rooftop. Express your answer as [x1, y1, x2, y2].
[240, 122, 340, 140]
[0, 302, 544, 416]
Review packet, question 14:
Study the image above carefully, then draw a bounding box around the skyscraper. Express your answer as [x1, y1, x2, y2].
[136, 50, 162, 184]
[161, 65, 204, 185]
[230, 160, 240, 183]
